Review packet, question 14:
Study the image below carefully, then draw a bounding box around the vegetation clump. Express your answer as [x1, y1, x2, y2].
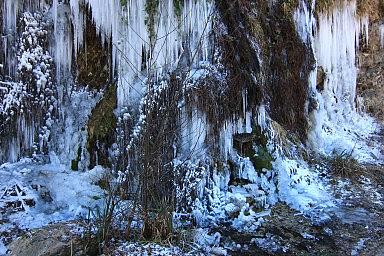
[314, 0, 383, 19]
[282, 0, 300, 14]
[315, 0, 337, 14]
[120, 0, 128, 7]
[328, 150, 359, 178]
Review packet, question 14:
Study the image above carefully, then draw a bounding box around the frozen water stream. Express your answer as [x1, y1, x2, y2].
[0, 158, 105, 230]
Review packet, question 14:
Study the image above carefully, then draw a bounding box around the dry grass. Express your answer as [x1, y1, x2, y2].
[329, 151, 360, 178]
[315, 0, 383, 20]
[142, 198, 174, 242]
[328, 150, 384, 184]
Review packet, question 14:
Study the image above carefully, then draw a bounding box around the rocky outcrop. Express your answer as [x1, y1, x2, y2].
[357, 2, 384, 123]
[8, 223, 95, 256]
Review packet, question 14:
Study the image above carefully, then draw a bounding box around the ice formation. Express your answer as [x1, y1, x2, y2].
[0, 158, 105, 229]
[65, 0, 213, 110]
[308, 0, 381, 162]
[1, 9, 57, 163]
[380, 23, 384, 48]
[0, 0, 382, 238]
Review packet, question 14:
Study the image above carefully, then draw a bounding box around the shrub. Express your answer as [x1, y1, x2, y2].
[328, 150, 359, 178]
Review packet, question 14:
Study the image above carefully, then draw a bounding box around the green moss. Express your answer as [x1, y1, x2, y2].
[120, 0, 127, 7]
[249, 146, 274, 171]
[87, 85, 117, 168]
[88, 85, 117, 139]
[97, 178, 110, 190]
[242, 126, 274, 172]
[173, 0, 183, 19]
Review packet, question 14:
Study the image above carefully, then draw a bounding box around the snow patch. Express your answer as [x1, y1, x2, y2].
[0, 159, 105, 230]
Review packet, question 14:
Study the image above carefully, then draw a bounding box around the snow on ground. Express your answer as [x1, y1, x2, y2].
[116, 242, 193, 256]
[0, 157, 105, 237]
[114, 228, 228, 256]
[275, 157, 335, 220]
[0, 241, 6, 256]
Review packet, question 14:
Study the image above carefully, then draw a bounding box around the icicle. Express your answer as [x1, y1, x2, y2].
[315, 0, 358, 116]
[293, 0, 313, 43]
[2, 0, 19, 76]
[180, 105, 207, 159]
[70, 0, 85, 57]
[356, 16, 369, 49]
[116, 0, 213, 110]
[361, 16, 369, 45]
[379, 24, 384, 48]
[52, 0, 73, 103]
[219, 120, 234, 160]
[257, 104, 267, 132]
[307, 0, 379, 161]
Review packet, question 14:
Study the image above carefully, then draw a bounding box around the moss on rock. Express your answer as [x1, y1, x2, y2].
[247, 126, 274, 172]
[87, 85, 117, 168]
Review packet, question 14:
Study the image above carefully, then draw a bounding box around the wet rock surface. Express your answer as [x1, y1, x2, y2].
[358, 20, 384, 123]
[213, 165, 384, 256]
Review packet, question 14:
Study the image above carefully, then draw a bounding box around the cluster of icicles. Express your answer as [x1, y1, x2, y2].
[1, 0, 378, 163]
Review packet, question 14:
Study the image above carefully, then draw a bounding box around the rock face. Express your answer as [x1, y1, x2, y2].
[0, 0, 383, 240]
[357, 20, 384, 123]
[8, 223, 87, 256]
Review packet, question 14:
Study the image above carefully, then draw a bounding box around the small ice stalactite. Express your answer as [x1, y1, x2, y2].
[219, 118, 251, 160]
[2, 0, 19, 77]
[379, 24, 384, 48]
[116, 0, 149, 110]
[69, 0, 85, 57]
[358, 16, 369, 47]
[293, 0, 314, 44]
[216, 90, 254, 159]
[257, 104, 268, 132]
[218, 104, 268, 161]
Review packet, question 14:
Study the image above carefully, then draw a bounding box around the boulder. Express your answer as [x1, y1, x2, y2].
[8, 223, 87, 256]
